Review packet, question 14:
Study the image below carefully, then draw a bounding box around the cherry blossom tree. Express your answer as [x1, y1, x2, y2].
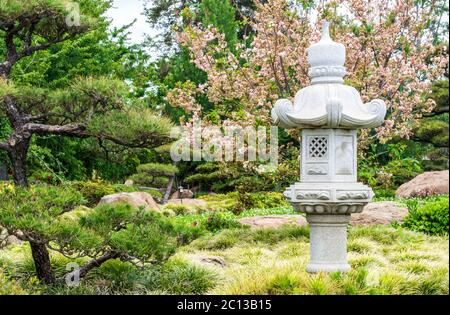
[168, 0, 448, 145]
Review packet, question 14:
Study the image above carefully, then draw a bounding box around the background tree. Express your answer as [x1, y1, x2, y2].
[170, 0, 448, 143]
[129, 162, 179, 203]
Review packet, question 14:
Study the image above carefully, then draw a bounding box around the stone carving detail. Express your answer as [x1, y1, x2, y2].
[297, 191, 329, 200]
[283, 190, 292, 201]
[337, 191, 370, 200]
[335, 139, 354, 175]
[307, 165, 328, 175]
[308, 137, 328, 158]
[308, 66, 347, 81]
[297, 203, 365, 215]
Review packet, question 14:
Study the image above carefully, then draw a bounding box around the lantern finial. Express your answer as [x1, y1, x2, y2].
[321, 20, 331, 40]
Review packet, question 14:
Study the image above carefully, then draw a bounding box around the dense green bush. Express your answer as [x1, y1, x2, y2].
[199, 191, 289, 214]
[71, 181, 115, 207]
[0, 267, 38, 295]
[230, 192, 290, 215]
[203, 212, 243, 232]
[163, 204, 193, 216]
[402, 197, 449, 235]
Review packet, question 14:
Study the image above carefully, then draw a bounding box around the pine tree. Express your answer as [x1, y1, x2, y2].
[0, 0, 174, 283]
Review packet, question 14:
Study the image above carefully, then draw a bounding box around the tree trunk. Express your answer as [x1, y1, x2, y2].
[8, 136, 55, 284]
[30, 241, 55, 284]
[7, 137, 30, 187]
[162, 175, 175, 205]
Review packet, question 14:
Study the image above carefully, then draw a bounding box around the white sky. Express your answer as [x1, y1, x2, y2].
[105, 0, 157, 44]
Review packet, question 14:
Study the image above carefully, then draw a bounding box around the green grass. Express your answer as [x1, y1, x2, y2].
[170, 206, 295, 227]
[173, 224, 448, 295]
[0, 195, 448, 295]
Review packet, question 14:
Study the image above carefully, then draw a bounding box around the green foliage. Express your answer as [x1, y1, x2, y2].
[0, 267, 39, 295]
[230, 192, 290, 214]
[202, 212, 243, 232]
[0, 184, 86, 237]
[431, 79, 449, 112]
[414, 118, 449, 148]
[70, 181, 115, 207]
[0, 0, 96, 35]
[140, 259, 217, 294]
[129, 162, 178, 189]
[163, 204, 193, 216]
[200, 0, 239, 48]
[0, 184, 204, 283]
[87, 106, 174, 148]
[402, 196, 449, 235]
[136, 163, 179, 177]
[359, 143, 423, 189]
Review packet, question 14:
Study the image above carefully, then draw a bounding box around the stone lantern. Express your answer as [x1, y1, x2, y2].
[271, 21, 386, 273]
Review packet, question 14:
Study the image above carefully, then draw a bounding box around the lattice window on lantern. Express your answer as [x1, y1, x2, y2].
[308, 136, 328, 158]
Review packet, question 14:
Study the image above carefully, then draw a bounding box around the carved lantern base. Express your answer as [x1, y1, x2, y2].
[282, 129, 374, 273]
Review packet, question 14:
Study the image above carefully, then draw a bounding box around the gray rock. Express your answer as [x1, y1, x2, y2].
[396, 170, 449, 198]
[351, 201, 408, 226]
[170, 189, 194, 199]
[238, 215, 308, 229]
[99, 192, 160, 211]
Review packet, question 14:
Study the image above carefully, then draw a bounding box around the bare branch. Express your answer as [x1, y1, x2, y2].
[424, 106, 449, 117]
[76, 252, 119, 279]
[23, 123, 87, 136]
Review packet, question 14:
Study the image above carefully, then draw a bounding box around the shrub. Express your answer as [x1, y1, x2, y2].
[402, 197, 449, 235]
[71, 181, 115, 207]
[163, 204, 192, 216]
[203, 213, 243, 232]
[231, 192, 289, 214]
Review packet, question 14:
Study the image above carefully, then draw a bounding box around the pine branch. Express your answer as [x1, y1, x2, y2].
[23, 123, 87, 136]
[77, 252, 119, 279]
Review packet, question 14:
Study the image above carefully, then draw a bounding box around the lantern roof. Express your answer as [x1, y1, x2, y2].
[272, 21, 386, 130]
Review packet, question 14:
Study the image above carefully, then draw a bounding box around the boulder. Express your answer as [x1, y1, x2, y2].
[170, 189, 194, 200]
[0, 227, 22, 246]
[99, 192, 160, 211]
[350, 201, 408, 226]
[396, 170, 449, 198]
[166, 198, 208, 207]
[238, 215, 308, 229]
[238, 202, 409, 229]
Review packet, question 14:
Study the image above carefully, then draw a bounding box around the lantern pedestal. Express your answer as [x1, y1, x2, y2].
[306, 214, 351, 273]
